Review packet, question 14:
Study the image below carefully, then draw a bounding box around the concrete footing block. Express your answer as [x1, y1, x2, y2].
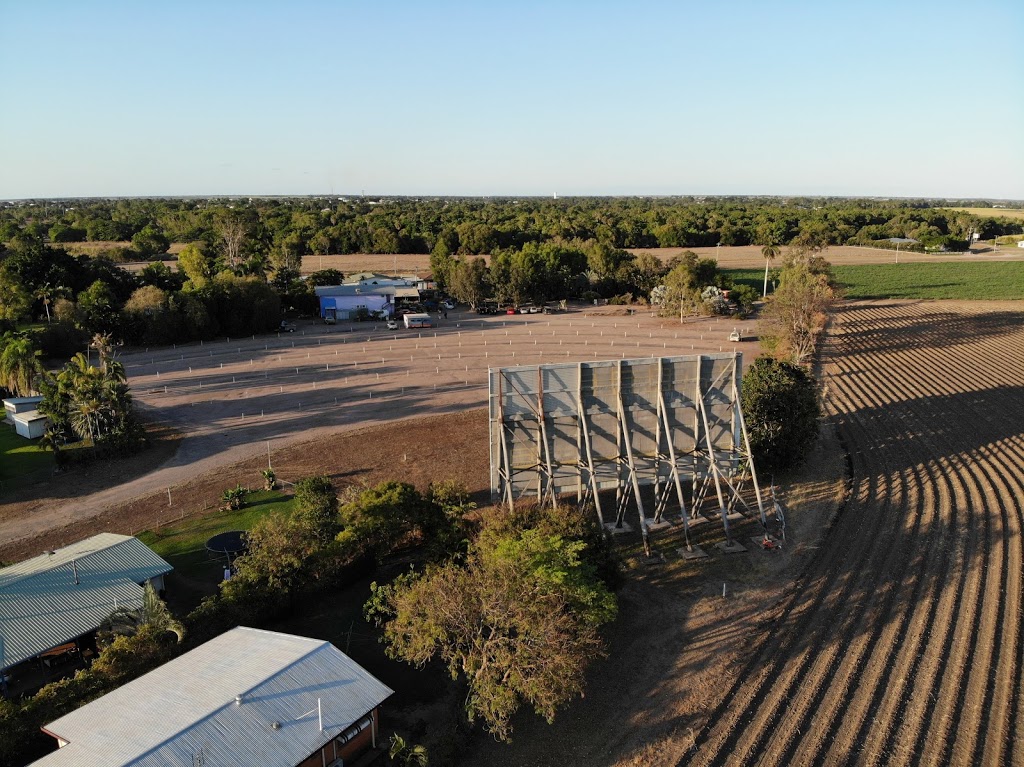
[604, 521, 633, 535]
[677, 545, 709, 560]
[639, 551, 666, 566]
[716, 540, 748, 554]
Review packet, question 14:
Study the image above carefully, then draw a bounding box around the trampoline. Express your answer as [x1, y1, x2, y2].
[205, 530, 247, 564]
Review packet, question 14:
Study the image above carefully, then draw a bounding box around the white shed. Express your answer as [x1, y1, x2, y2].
[4, 396, 43, 424]
[12, 410, 47, 439]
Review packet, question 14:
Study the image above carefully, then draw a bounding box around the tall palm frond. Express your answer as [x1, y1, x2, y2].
[0, 332, 45, 396]
[97, 582, 184, 647]
[761, 243, 781, 297]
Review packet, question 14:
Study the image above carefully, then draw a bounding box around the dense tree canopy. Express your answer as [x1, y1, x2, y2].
[741, 357, 821, 476]
[367, 504, 617, 741]
[2, 197, 1020, 264]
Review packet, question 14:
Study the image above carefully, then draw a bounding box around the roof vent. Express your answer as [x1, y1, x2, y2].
[235, 695, 243, 706]
[271, 721, 281, 730]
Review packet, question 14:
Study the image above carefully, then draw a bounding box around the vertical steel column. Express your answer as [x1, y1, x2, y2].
[693, 356, 703, 506]
[696, 367, 732, 543]
[653, 358, 664, 513]
[537, 367, 557, 508]
[614, 361, 624, 525]
[734, 378, 769, 529]
[496, 374, 515, 508]
[576, 363, 584, 504]
[659, 387, 692, 546]
[577, 364, 606, 528]
[618, 360, 651, 556]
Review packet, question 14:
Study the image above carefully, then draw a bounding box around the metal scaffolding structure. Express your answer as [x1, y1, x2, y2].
[489, 353, 767, 555]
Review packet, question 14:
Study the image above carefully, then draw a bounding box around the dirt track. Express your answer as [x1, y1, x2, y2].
[688, 300, 1024, 766]
[0, 308, 760, 555]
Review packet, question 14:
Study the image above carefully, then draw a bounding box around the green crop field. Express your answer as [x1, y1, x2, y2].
[726, 262, 1024, 301]
[0, 423, 54, 493]
[833, 263, 1024, 299]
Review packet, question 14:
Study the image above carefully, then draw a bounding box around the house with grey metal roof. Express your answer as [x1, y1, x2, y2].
[0, 533, 172, 678]
[32, 627, 394, 767]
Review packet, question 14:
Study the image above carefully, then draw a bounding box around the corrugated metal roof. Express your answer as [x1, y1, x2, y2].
[314, 285, 395, 297]
[33, 627, 394, 767]
[0, 534, 172, 670]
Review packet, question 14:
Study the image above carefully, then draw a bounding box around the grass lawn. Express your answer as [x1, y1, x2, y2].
[138, 490, 298, 612]
[0, 422, 54, 493]
[725, 262, 1024, 301]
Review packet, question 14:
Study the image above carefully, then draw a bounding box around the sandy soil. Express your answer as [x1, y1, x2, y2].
[6, 299, 1021, 767]
[459, 419, 847, 766]
[684, 299, 1024, 767]
[455, 299, 1024, 767]
[0, 307, 760, 558]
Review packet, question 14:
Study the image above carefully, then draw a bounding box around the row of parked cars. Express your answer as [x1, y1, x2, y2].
[475, 303, 563, 315]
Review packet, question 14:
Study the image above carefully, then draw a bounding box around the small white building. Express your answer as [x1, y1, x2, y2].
[12, 410, 48, 439]
[4, 396, 43, 424]
[1017, 240, 1024, 249]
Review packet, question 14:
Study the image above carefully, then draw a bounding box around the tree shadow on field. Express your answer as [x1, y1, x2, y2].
[672, 380, 1024, 767]
[460, 377, 1024, 767]
[834, 302, 1024, 354]
[831, 384, 1024, 473]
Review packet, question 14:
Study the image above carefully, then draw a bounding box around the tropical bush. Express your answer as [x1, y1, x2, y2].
[741, 357, 821, 476]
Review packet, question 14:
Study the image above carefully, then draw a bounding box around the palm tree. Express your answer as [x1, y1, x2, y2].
[34, 282, 66, 323]
[0, 332, 45, 396]
[70, 396, 103, 443]
[97, 582, 185, 647]
[90, 332, 116, 374]
[761, 242, 781, 297]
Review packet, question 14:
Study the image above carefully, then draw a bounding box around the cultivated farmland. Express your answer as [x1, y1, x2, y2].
[688, 300, 1024, 767]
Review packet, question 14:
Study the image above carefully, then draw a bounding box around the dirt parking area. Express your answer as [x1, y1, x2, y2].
[0, 307, 759, 557]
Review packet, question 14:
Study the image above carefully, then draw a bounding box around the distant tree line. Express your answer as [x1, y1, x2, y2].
[3, 198, 1022, 268]
[0, 235, 289, 358]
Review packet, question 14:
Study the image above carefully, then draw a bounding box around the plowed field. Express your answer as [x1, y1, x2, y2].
[689, 300, 1024, 767]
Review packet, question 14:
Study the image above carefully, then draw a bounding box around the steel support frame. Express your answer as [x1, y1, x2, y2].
[491, 353, 766, 549]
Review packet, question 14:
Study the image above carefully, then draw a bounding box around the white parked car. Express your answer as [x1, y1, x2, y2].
[386, 320, 399, 330]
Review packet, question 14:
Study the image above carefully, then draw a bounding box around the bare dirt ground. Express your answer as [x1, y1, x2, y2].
[628, 244, 1024, 268]
[6, 300, 1021, 767]
[57, 241, 1024, 279]
[684, 300, 1024, 767]
[457, 299, 1024, 766]
[0, 307, 759, 558]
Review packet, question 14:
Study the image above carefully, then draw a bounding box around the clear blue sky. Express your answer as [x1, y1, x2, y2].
[2, 0, 1022, 199]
